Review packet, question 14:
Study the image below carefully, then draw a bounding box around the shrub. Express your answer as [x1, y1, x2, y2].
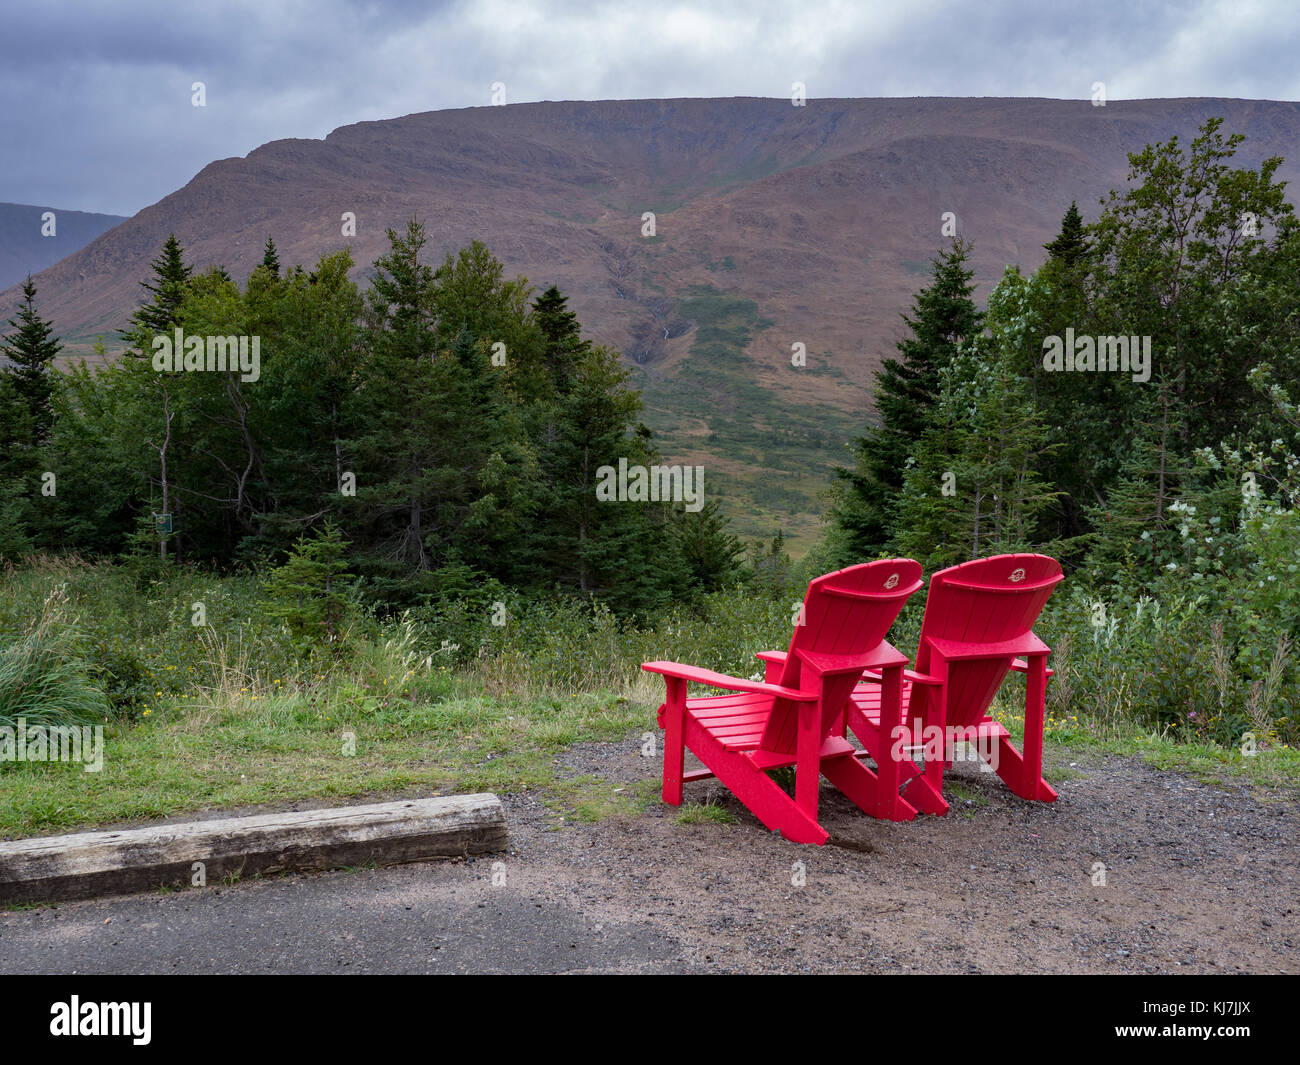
[260, 522, 356, 650]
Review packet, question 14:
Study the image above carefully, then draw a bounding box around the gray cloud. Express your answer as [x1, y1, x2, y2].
[2, 0, 1297, 215]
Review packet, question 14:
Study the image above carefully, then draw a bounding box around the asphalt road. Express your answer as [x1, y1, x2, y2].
[0, 852, 694, 975]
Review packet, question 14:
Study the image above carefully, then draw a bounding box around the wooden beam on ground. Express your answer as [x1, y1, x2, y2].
[0, 794, 507, 904]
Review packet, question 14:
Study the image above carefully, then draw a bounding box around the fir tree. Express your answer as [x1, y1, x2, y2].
[893, 268, 1059, 568]
[261, 521, 353, 646]
[0, 277, 61, 445]
[832, 238, 982, 557]
[1085, 382, 1190, 577]
[1032, 202, 1115, 547]
[366, 218, 436, 362]
[261, 236, 281, 277]
[532, 285, 589, 393]
[671, 499, 743, 594]
[1043, 201, 1090, 267]
[351, 225, 534, 588]
[130, 234, 192, 338]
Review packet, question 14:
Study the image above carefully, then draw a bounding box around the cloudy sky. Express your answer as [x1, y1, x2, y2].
[4, 0, 1298, 217]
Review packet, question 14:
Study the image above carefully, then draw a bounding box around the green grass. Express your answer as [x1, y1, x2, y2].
[0, 584, 109, 730]
[674, 801, 737, 826]
[0, 684, 654, 837]
[1042, 765, 1087, 784]
[1040, 724, 1300, 795]
[945, 783, 990, 806]
[543, 776, 659, 825]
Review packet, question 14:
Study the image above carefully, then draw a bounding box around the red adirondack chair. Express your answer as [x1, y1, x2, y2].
[844, 553, 1063, 815]
[643, 560, 924, 845]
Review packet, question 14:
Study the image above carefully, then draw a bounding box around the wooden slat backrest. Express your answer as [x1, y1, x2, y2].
[760, 559, 922, 754]
[914, 554, 1062, 728]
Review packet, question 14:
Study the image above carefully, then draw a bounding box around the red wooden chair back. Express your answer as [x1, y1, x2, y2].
[761, 559, 923, 753]
[914, 553, 1063, 728]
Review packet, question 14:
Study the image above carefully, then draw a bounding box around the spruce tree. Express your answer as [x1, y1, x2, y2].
[1032, 202, 1113, 546]
[1042, 201, 1090, 267]
[366, 219, 436, 362]
[671, 499, 743, 594]
[0, 277, 61, 445]
[1085, 382, 1190, 578]
[261, 521, 353, 647]
[893, 335, 1058, 568]
[261, 236, 281, 277]
[130, 234, 192, 337]
[118, 234, 194, 562]
[350, 225, 535, 593]
[532, 285, 589, 393]
[832, 238, 982, 557]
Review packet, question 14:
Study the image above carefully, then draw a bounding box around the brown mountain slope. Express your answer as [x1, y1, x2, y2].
[11, 96, 1300, 546]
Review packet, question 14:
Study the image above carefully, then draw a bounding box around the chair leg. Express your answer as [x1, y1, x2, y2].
[823, 751, 918, 822]
[661, 677, 686, 806]
[873, 664, 903, 810]
[994, 654, 1057, 802]
[795, 698, 821, 824]
[686, 728, 829, 844]
[844, 697, 948, 816]
[923, 678, 948, 806]
[992, 735, 1059, 801]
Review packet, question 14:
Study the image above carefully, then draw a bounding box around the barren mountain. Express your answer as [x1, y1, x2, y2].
[10, 97, 1300, 545]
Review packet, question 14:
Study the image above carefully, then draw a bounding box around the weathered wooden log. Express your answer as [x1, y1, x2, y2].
[0, 794, 506, 904]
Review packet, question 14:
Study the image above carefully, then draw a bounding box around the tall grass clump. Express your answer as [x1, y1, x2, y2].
[0, 583, 108, 730]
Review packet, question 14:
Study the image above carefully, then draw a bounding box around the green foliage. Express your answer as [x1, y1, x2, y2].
[746, 529, 795, 599]
[892, 267, 1060, 568]
[260, 236, 280, 277]
[0, 561, 305, 716]
[1, 277, 61, 445]
[31, 224, 732, 617]
[130, 233, 192, 337]
[671, 500, 744, 594]
[1037, 578, 1295, 748]
[261, 522, 354, 647]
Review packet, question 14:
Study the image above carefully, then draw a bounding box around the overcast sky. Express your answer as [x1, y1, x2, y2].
[4, 0, 1298, 217]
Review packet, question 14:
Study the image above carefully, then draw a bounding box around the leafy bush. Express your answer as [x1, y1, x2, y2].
[1036, 578, 1296, 747]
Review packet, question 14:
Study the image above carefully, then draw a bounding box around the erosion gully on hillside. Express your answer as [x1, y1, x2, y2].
[0, 738, 1294, 974]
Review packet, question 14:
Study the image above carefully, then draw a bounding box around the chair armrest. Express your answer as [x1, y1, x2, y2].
[859, 667, 943, 687]
[798, 645, 908, 675]
[641, 660, 819, 702]
[755, 650, 787, 684]
[1011, 657, 1055, 678]
[926, 632, 1051, 661]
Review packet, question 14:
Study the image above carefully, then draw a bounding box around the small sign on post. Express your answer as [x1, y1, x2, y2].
[154, 513, 173, 535]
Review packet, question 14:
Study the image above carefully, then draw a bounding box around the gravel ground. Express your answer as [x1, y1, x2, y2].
[1, 735, 1295, 974]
